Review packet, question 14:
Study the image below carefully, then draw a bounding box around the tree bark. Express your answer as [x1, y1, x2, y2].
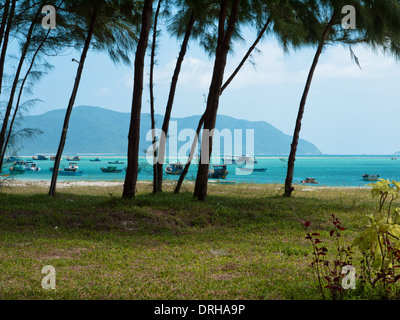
[49, 7, 98, 196]
[193, 0, 240, 201]
[0, 0, 10, 50]
[0, 4, 38, 173]
[156, 11, 196, 192]
[284, 15, 335, 197]
[0, 0, 15, 96]
[122, 0, 153, 199]
[149, 0, 162, 194]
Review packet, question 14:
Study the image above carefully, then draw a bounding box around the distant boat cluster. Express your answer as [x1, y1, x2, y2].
[3, 154, 387, 185]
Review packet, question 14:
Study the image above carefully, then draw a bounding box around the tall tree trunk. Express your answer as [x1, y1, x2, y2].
[175, 8, 275, 194]
[49, 8, 98, 196]
[0, 29, 51, 167]
[0, 6, 38, 173]
[156, 11, 196, 192]
[0, 0, 10, 50]
[0, 0, 15, 96]
[194, 0, 240, 201]
[122, 0, 153, 199]
[149, 0, 162, 194]
[284, 15, 335, 198]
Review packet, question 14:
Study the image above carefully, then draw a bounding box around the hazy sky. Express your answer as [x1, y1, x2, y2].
[20, 28, 400, 155]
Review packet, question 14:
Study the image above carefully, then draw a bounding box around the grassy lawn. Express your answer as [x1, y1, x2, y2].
[0, 182, 382, 300]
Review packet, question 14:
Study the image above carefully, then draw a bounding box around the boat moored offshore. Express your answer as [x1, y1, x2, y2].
[208, 165, 229, 179]
[362, 174, 380, 181]
[32, 155, 48, 160]
[165, 163, 184, 175]
[100, 166, 123, 173]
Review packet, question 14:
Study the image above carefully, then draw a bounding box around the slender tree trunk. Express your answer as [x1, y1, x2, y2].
[175, 112, 205, 194]
[156, 11, 196, 192]
[122, 0, 153, 199]
[0, 6, 38, 173]
[0, 29, 51, 168]
[149, 0, 162, 194]
[0, 0, 15, 96]
[194, 0, 240, 201]
[221, 4, 277, 92]
[49, 8, 98, 196]
[284, 16, 335, 198]
[0, 0, 10, 50]
[175, 9, 275, 193]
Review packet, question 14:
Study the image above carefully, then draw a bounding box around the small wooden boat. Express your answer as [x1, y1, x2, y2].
[50, 163, 82, 176]
[32, 155, 48, 160]
[165, 163, 183, 175]
[90, 157, 101, 162]
[362, 174, 379, 181]
[50, 156, 62, 161]
[25, 163, 41, 172]
[100, 166, 123, 173]
[222, 155, 257, 165]
[59, 163, 82, 176]
[9, 164, 26, 174]
[301, 177, 319, 184]
[208, 165, 229, 179]
[108, 161, 124, 164]
[67, 156, 81, 161]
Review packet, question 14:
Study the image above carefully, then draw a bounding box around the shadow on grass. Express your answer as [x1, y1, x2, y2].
[0, 187, 376, 236]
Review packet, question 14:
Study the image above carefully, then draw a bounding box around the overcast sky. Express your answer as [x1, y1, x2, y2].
[20, 27, 400, 155]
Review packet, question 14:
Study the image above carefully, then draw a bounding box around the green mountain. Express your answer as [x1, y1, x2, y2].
[15, 106, 322, 156]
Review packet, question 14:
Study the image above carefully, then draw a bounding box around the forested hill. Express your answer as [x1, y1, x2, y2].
[16, 106, 322, 156]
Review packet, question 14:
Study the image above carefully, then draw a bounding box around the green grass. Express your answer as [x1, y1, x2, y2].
[0, 182, 382, 299]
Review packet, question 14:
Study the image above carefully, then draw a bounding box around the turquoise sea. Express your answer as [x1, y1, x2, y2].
[3, 155, 400, 187]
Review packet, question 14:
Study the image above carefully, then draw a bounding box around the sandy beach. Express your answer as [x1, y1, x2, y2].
[1, 179, 367, 190]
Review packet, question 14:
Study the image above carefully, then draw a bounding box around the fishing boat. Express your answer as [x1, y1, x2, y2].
[50, 162, 80, 173]
[222, 155, 257, 165]
[237, 166, 267, 173]
[301, 177, 319, 184]
[108, 160, 124, 164]
[90, 157, 101, 162]
[5, 156, 21, 163]
[32, 155, 48, 161]
[9, 162, 26, 174]
[362, 174, 380, 181]
[66, 156, 81, 161]
[100, 166, 123, 173]
[59, 163, 83, 176]
[25, 163, 41, 172]
[208, 165, 229, 179]
[50, 156, 62, 161]
[165, 163, 183, 175]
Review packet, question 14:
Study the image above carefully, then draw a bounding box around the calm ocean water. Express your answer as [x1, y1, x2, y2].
[3, 155, 400, 187]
